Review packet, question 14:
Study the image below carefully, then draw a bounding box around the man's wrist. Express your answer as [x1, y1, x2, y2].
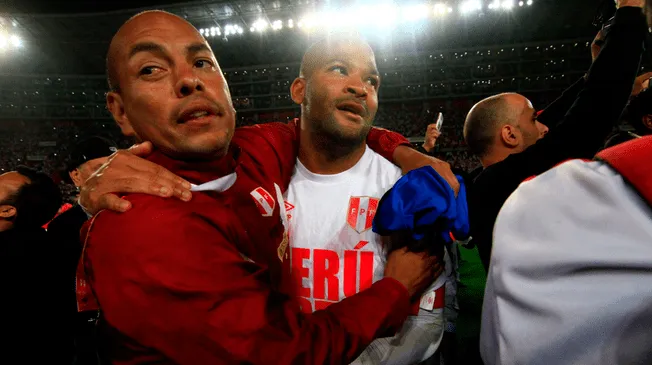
[392, 145, 418, 168]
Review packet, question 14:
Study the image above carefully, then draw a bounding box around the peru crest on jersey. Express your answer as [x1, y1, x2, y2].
[346, 196, 379, 234]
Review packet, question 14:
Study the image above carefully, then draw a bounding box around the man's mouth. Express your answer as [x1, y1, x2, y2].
[336, 102, 366, 119]
[177, 104, 221, 124]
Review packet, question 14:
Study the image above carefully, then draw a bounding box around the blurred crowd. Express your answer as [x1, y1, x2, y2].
[0, 100, 492, 202]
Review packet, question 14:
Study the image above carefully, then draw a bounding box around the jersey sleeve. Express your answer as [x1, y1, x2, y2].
[481, 160, 652, 365]
[366, 127, 412, 162]
[233, 122, 299, 190]
[85, 197, 411, 365]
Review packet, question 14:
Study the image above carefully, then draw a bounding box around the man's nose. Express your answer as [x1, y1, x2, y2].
[175, 69, 205, 98]
[538, 122, 549, 137]
[346, 79, 368, 98]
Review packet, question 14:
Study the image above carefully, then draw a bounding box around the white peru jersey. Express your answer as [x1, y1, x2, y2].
[482, 159, 652, 365]
[285, 146, 445, 365]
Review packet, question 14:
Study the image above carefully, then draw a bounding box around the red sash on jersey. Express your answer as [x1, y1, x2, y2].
[596, 135, 652, 207]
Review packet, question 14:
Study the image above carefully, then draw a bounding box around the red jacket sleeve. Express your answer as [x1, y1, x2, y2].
[85, 196, 410, 365]
[366, 127, 412, 162]
[233, 122, 298, 190]
[233, 121, 410, 191]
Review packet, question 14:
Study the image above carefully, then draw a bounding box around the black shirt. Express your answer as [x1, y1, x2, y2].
[468, 7, 649, 270]
[48, 204, 101, 365]
[0, 226, 74, 363]
[47, 204, 89, 278]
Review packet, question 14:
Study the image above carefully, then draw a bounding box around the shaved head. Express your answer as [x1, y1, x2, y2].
[299, 34, 377, 80]
[106, 10, 199, 92]
[464, 93, 521, 157]
[464, 92, 548, 161]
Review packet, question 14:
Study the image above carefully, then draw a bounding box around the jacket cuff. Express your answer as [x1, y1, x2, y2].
[370, 277, 412, 333]
[367, 127, 412, 162]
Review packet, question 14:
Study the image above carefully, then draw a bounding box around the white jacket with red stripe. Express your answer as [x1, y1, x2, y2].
[481, 137, 652, 365]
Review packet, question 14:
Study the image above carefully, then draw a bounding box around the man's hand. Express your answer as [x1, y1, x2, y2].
[617, 0, 644, 8]
[422, 124, 441, 153]
[591, 30, 605, 63]
[80, 142, 192, 215]
[632, 72, 652, 96]
[392, 145, 460, 196]
[384, 247, 443, 300]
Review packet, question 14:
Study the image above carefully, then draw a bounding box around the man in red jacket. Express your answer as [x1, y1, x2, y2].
[80, 10, 449, 364]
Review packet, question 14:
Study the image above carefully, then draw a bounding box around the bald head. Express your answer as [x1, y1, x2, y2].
[463, 93, 522, 157]
[106, 10, 200, 92]
[299, 34, 376, 80]
[464, 92, 548, 162]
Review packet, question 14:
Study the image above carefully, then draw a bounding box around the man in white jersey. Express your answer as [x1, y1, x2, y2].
[285, 35, 446, 364]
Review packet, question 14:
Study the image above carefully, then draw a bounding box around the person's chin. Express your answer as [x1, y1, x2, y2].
[176, 130, 232, 159]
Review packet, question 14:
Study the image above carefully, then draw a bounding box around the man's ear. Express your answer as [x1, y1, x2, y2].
[69, 169, 82, 188]
[290, 77, 307, 105]
[0, 205, 16, 220]
[106, 91, 136, 136]
[500, 124, 520, 148]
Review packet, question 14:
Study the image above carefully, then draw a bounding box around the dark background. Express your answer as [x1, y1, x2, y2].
[0, 0, 610, 75]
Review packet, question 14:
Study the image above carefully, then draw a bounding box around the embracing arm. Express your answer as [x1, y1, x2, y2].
[85, 200, 411, 365]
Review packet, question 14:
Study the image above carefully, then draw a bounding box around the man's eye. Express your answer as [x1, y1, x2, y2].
[367, 77, 379, 87]
[139, 66, 160, 75]
[195, 59, 213, 68]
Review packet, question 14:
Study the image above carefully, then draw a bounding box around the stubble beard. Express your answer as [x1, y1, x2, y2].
[309, 112, 372, 162]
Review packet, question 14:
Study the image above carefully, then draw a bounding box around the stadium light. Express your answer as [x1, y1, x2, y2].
[460, 0, 482, 14]
[298, 15, 317, 31]
[488, 0, 503, 10]
[198, 1, 536, 39]
[401, 4, 430, 22]
[0, 34, 6, 49]
[10, 35, 21, 48]
[368, 5, 398, 27]
[252, 19, 268, 32]
[434, 3, 452, 16]
[225, 24, 240, 36]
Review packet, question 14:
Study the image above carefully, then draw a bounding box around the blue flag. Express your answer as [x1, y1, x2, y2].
[372, 166, 470, 243]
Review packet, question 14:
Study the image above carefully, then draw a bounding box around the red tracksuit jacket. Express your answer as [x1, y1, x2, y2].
[80, 122, 413, 364]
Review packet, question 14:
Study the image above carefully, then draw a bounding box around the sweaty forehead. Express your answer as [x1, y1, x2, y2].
[302, 38, 377, 76]
[110, 12, 205, 62]
[325, 40, 374, 60]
